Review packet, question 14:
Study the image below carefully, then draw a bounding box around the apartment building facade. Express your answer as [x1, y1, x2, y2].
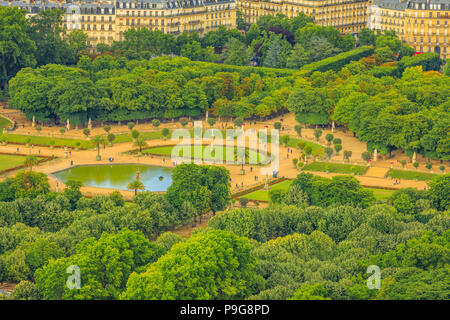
[237, 0, 370, 34]
[368, 0, 450, 59]
[0, 0, 236, 47]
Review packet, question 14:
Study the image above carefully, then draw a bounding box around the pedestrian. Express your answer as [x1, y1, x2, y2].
[69, 151, 71, 156]
[17, 147, 19, 153]
[38, 149, 40, 155]
[287, 154, 289, 159]
[250, 167, 253, 172]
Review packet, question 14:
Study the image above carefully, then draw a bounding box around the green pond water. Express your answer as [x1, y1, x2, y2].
[54, 164, 173, 191]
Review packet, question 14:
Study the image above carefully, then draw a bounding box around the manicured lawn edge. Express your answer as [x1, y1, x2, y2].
[1, 134, 91, 150]
[387, 169, 439, 181]
[0, 152, 57, 175]
[302, 161, 368, 175]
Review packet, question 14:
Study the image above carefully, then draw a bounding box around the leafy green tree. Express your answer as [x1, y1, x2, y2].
[262, 33, 291, 68]
[314, 128, 323, 141]
[28, 9, 83, 66]
[133, 136, 147, 153]
[362, 151, 372, 162]
[161, 128, 170, 140]
[428, 174, 450, 211]
[269, 189, 285, 204]
[131, 129, 140, 140]
[207, 117, 217, 127]
[122, 230, 263, 300]
[107, 133, 115, 146]
[179, 118, 188, 127]
[10, 280, 41, 300]
[221, 38, 250, 66]
[91, 135, 105, 158]
[152, 119, 160, 128]
[357, 28, 376, 46]
[280, 135, 290, 146]
[181, 80, 208, 117]
[290, 283, 331, 300]
[325, 134, 334, 145]
[63, 180, 82, 208]
[294, 124, 302, 137]
[165, 164, 230, 220]
[127, 180, 145, 196]
[0, 171, 49, 202]
[334, 144, 342, 155]
[180, 41, 204, 61]
[274, 122, 282, 130]
[155, 232, 183, 251]
[343, 150, 352, 161]
[24, 156, 39, 171]
[82, 128, 90, 138]
[286, 44, 310, 69]
[0, 7, 36, 94]
[282, 184, 308, 207]
[35, 229, 165, 300]
[288, 87, 332, 125]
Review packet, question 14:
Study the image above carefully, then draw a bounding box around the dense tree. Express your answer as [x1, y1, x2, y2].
[0, 7, 36, 94]
[35, 229, 165, 299]
[123, 230, 263, 299]
[221, 38, 250, 66]
[287, 87, 332, 125]
[165, 164, 230, 221]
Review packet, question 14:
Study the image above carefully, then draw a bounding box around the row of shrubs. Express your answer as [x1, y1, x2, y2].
[371, 52, 442, 78]
[398, 52, 442, 71]
[298, 46, 375, 75]
[159, 57, 297, 78]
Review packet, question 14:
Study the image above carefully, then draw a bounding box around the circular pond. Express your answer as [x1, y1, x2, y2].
[54, 164, 173, 192]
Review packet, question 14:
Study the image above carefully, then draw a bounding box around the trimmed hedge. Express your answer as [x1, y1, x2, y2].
[398, 52, 442, 72]
[149, 56, 296, 78]
[299, 46, 375, 75]
[371, 65, 400, 78]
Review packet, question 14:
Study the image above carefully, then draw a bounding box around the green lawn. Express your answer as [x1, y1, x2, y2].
[142, 145, 269, 164]
[0, 154, 29, 171]
[114, 130, 164, 143]
[387, 169, 438, 181]
[241, 180, 293, 201]
[302, 161, 368, 175]
[287, 137, 325, 157]
[241, 180, 395, 202]
[363, 187, 395, 200]
[0, 116, 12, 130]
[2, 134, 92, 149]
